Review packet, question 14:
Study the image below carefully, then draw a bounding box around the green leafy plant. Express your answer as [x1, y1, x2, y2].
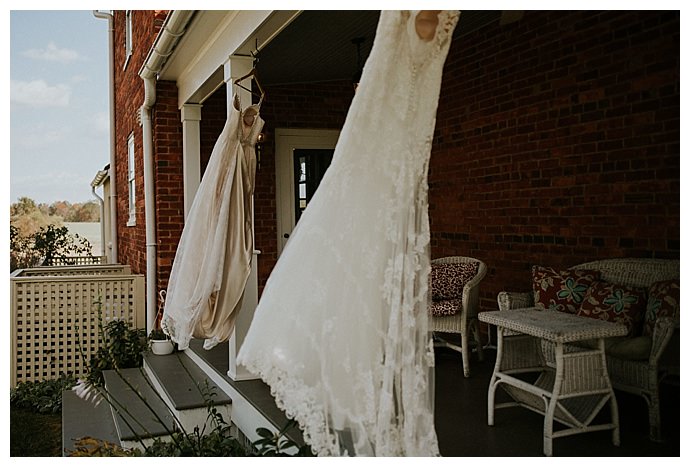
[148, 328, 168, 340]
[141, 424, 246, 457]
[34, 224, 93, 266]
[252, 419, 314, 456]
[86, 317, 147, 387]
[10, 374, 78, 414]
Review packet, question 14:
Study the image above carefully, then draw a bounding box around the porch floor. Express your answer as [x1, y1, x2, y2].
[191, 337, 679, 457]
[433, 341, 680, 457]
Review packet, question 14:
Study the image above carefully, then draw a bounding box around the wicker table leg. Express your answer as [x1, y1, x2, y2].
[487, 326, 504, 426]
[599, 338, 621, 447]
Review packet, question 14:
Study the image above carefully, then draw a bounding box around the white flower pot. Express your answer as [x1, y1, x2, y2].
[151, 339, 174, 355]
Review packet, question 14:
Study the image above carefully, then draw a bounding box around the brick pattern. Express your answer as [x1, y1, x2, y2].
[152, 80, 184, 297]
[114, 11, 679, 322]
[113, 10, 165, 277]
[200, 87, 228, 176]
[112, 10, 167, 316]
[429, 11, 679, 311]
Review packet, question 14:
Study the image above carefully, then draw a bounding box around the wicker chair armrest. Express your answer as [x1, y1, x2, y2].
[649, 316, 680, 363]
[497, 291, 533, 311]
[462, 265, 488, 318]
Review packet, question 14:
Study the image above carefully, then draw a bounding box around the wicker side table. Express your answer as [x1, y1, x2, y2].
[479, 307, 628, 456]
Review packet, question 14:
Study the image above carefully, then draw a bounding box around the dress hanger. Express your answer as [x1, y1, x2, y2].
[233, 67, 265, 107]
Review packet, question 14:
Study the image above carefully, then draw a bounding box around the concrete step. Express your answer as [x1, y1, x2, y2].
[62, 387, 120, 456]
[142, 350, 233, 433]
[102, 367, 177, 450]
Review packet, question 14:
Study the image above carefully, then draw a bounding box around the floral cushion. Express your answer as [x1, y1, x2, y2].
[532, 266, 600, 314]
[430, 262, 479, 301]
[428, 298, 462, 317]
[577, 280, 648, 337]
[643, 279, 680, 336]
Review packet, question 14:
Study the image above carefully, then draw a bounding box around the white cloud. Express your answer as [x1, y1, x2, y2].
[11, 79, 71, 107]
[22, 42, 81, 64]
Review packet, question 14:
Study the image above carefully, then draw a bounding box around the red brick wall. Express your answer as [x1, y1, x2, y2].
[429, 11, 680, 311]
[122, 11, 679, 320]
[113, 10, 166, 276]
[200, 87, 228, 176]
[152, 80, 184, 296]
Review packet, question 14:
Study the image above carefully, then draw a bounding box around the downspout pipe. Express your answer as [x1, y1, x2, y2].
[139, 10, 194, 333]
[91, 185, 106, 258]
[92, 10, 118, 264]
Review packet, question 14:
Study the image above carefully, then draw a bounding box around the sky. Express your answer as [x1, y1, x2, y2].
[9, 9, 109, 205]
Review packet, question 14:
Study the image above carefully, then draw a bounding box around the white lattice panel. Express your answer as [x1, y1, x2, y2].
[10, 274, 145, 385]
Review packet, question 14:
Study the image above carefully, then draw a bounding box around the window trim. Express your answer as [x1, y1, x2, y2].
[127, 133, 136, 226]
[124, 10, 132, 70]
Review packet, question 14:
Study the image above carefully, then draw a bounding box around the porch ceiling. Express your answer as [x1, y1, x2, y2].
[256, 10, 504, 86]
[159, 10, 507, 104]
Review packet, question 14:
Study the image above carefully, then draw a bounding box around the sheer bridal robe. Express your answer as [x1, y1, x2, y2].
[238, 11, 460, 456]
[162, 91, 264, 351]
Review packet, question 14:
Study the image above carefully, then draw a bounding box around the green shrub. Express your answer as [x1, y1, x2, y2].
[87, 318, 147, 386]
[10, 374, 78, 414]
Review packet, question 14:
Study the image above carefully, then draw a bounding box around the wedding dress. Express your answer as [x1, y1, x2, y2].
[238, 11, 459, 456]
[162, 89, 264, 350]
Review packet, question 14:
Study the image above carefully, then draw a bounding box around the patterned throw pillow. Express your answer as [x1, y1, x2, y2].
[577, 280, 648, 337]
[430, 262, 479, 301]
[428, 298, 463, 317]
[643, 279, 680, 336]
[532, 266, 600, 314]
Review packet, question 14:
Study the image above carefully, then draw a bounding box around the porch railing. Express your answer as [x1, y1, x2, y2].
[10, 265, 145, 386]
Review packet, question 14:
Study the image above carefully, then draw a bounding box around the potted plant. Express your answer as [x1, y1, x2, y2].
[148, 328, 174, 355]
[149, 290, 174, 355]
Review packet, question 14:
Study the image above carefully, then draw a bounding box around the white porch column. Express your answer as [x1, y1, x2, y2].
[224, 55, 259, 381]
[181, 104, 202, 220]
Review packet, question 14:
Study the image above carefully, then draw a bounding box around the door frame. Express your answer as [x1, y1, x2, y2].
[275, 128, 340, 255]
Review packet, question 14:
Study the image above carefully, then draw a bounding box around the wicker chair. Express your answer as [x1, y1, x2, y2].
[497, 258, 680, 441]
[430, 256, 487, 377]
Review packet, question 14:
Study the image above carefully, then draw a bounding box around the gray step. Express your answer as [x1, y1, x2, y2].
[62, 388, 120, 456]
[103, 367, 177, 446]
[186, 339, 304, 447]
[143, 351, 232, 411]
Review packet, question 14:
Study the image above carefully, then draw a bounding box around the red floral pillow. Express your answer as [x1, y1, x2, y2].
[643, 279, 680, 336]
[532, 266, 600, 314]
[430, 262, 479, 301]
[577, 281, 648, 337]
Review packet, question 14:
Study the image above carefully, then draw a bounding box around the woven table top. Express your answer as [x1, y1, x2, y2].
[479, 307, 628, 343]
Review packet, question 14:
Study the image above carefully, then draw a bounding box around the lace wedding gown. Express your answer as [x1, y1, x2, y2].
[238, 11, 459, 456]
[162, 90, 264, 350]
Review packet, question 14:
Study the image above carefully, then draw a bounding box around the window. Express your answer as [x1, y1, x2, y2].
[127, 133, 136, 225]
[124, 10, 132, 69]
